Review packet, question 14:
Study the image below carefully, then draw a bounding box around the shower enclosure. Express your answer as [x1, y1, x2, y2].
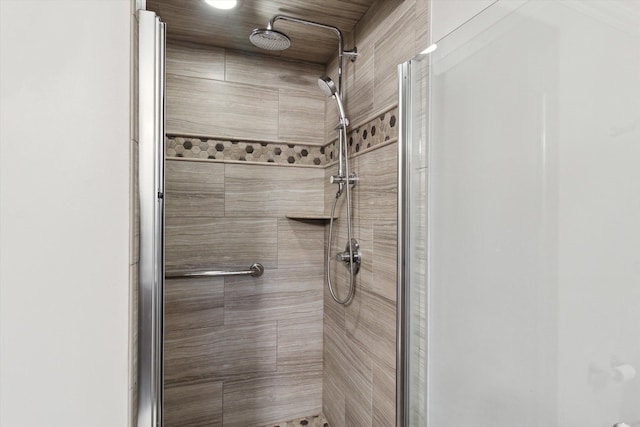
[400, 1, 640, 426]
[136, 5, 378, 426]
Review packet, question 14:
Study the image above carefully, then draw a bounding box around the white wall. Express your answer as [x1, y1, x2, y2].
[0, 1, 131, 426]
[431, 0, 497, 41]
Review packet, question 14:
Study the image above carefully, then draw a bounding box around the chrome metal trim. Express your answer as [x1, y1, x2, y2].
[396, 60, 411, 427]
[137, 10, 165, 427]
[266, 14, 356, 96]
[165, 263, 265, 279]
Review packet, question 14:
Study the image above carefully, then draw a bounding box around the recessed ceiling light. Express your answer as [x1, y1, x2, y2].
[204, 0, 237, 10]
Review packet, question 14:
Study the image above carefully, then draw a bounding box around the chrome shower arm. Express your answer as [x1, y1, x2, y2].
[268, 14, 358, 95]
[270, 15, 344, 54]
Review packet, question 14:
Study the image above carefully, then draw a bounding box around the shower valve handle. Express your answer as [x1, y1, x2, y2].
[330, 173, 357, 186]
[335, 238, 362, 275]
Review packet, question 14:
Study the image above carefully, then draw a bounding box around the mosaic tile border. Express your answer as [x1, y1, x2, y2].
[166, 107, 398, 167]
[325, 107, 398, 164]
[167, 136, 328, 166]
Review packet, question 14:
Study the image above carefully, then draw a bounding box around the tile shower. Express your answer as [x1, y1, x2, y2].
[158, 0, 429, 425]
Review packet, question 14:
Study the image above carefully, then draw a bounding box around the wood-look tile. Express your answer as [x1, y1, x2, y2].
[277, 317, 323, 370]
[167, 41, 225, 81]
[371, 219, 397, 302]
[131, 18, 139, 143]
[166, 74, 279, 139]
[415, 0, 431, 53]
[165, 217, 278, 271]
[224, 163, 324, 217]
[345, 42, 374, 127]
[345, 288, 396, 371]
[224, 266, 323, 325]
[323, 344, 346, 427]
[373, 6, 416, 111]
[165, 159, 224, 219]
[323, 282, 345, 427]
[223, 370, 322, 427]
[355, 0, 412, 51]
[323, 280, 346, 336]
[356, 216, 375, 301]
[342, 339, 373, 427]
[354, 143, 398, 221]
[372, 361, 396, 427]
[277, 218, 324, 269]
[164, 381, 223, 427]
[278, 89, 325, 144]
[225, 50, 324, 93]
[164, 277, 224, 335]
[164, 322, 277, 385]
[324, 310, 374, 427]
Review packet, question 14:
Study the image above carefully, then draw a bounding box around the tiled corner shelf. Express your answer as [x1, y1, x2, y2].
[285, 213, 338, 222]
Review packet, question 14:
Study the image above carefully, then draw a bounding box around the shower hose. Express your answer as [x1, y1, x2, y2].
[326, 125, 355, 305]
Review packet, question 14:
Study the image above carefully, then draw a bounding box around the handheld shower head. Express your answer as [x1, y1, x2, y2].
[249, 27, 291, 51]
[318, 76, 337, 97]
[318, 76, 347, 128]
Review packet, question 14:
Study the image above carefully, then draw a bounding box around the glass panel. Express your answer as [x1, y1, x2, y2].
[406, 1, 640, 426]
[405, 52, 430, 427]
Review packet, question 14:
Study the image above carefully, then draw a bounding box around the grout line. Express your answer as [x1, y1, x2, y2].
[324, 137, 398, 169]
[223, 47, 227, 82]
[275, 320, 280, 369]
[165, 156, 325, 169]
[166, 132, 327, 147]
[223, 162, 227, 218]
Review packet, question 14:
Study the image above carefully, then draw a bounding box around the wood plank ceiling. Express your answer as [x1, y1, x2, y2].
[146, 0, 378, 64]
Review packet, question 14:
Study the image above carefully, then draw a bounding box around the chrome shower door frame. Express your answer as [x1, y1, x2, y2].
[397, 60, 410, 427]
[398, 54, 431, 427]
[137, 9, 165, 427]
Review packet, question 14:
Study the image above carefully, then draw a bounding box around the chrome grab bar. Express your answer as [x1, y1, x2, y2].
[165, 263, 264, 279]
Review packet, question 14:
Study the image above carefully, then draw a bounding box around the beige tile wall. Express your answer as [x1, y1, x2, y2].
[321, 1, 431, 425]
[326, 0, 430, 141]
[163, 39, 334, 427]
[164, 159, 325, 427]
[162, 2, 430, 424]
[166, 41, 326, 145]
[323, 143, 398, 427]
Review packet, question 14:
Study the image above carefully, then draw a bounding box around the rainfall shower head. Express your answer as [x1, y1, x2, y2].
[249, 15, 357, 98]
[318, 76, 338, 97]
[249, 26, 291, 51]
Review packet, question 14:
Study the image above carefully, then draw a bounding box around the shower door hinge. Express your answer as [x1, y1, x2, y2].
[157, 191, 164, 199]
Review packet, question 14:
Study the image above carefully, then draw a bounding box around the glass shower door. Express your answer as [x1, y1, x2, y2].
[402, 1, 640, 426]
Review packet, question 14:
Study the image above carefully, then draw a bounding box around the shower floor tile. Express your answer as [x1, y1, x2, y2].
[261, 414, 329, 427]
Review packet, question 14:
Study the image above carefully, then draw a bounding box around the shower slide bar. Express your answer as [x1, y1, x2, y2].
[165, 263, 264, 279]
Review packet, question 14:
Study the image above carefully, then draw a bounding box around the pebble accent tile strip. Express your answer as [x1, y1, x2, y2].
[166, 137, 327, 166]
[261, 414, 329, 427]
[325, 107, 398, 164]
[166, 107, 398, 166]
